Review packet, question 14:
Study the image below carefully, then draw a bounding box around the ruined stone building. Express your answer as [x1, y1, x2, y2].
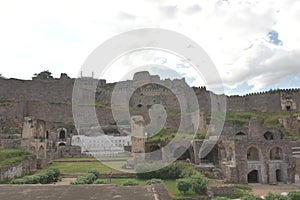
[0, 71, 299, 183]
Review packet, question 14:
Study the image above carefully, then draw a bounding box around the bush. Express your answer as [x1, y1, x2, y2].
[93, 179, 109, 184]
[176, 178, 192, 194]
[146, 179, 163, 185]
[10, 178, 25, 184]
[264, 192, 287, 200]
[240, 194, 263, 200]
[212, 197, 231, 200]
[287, 191, 300, 200]
[122, 180, 139, 186]
[87, 169, 100, 179]
[23, 175, 40, 184]
[71, 173, 97, 185]
[38, 173, 50, 184]
[190, 173, 208, 195]
[135, 162, 194, 180]
[46, 168, 60, 177]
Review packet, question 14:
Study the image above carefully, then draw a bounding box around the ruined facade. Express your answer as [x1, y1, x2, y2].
[0, 71, 299, 183]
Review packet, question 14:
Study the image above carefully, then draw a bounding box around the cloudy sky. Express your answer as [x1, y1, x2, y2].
[0, 0, 299, 95]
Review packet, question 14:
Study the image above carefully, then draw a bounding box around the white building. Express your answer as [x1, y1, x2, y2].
[71, 135, 131, 156]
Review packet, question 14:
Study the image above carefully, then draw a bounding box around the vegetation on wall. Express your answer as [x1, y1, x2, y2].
[0, 149, 31, 167]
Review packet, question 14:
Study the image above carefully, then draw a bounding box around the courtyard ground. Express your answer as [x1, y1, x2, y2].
[0, 184, 170, 200]
[250, 183, 300, 197]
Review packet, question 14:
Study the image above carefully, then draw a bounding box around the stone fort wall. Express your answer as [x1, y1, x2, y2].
[0, 73, 299, 133]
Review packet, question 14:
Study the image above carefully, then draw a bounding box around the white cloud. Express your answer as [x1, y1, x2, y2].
[0, 0, 299, 94]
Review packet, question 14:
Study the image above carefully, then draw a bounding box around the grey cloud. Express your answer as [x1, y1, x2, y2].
[184, 4, 202, 15]
[158, 5, 178, 19]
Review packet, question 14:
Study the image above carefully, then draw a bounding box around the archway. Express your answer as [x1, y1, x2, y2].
[248, 170, 259, 183]
[174, 146, 191, 161]
[58, 142, 66, 147]
[276, 169, 282, 182]
[200, 145, 219, 165]
[247, 147, 259, 161]
[264, 131, 274, 140]
[227, 147, 234, 161]
[236, 131, 246, 136]
[59, 130, 66, 139]
[270, 147, 283, 160]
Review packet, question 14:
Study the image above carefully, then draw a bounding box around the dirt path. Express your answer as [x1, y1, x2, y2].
[250, 183, 300, 196]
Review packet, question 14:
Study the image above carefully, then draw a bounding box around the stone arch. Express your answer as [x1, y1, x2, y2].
[236, 131, 246, 136]
[247, 147, 260, 161]
[31, 146, 36, 155]
[57, 128, 67, 140]
[270, 147, 283, 160]
[58, 142, 66, 147]
[248, 170, 259, 183]
[174, 145, 191, 161]
[264, 131, 274, 140]
[38, 145, 45, 159]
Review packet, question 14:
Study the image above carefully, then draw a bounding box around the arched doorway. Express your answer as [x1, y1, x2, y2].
[59, 130, 66, 139]
[264, 131, 274, 140]
[247, 147, 260, 161]
[270, 147, 283, 160]
[248, 170, 259, 183]
[200, 145, 219, 165]
[276, 169, 282, 182]
[58, 142, 66, 147]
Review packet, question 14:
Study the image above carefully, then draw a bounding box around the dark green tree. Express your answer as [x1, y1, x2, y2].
[33, 70, 53, 79]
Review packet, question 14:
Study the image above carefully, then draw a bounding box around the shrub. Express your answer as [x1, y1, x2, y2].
[93, 179, 109, 184]
[190, 173, 208, 195]
[23, 175, 40, 184]
[146, 179, 163, 185]
[176, 178, 192, 194]
[212, 197, 231, 200]
[46, 168, 60, 177]
[10, 178, 25, 184]
[38, 173, 50, 184]
[122, 180, 138, 186]
[240, 194, 263, 200]
[287, 191, 300, 200]
[87, 169, 100, 179]
[264, 192, 287, 200]
[71, 173, 97, 185]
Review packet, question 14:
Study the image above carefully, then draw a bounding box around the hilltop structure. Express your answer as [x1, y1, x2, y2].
[0, 71, 299, 184]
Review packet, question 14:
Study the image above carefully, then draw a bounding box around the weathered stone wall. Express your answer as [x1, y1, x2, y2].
[207, 185, 236, 198]
[0, 156, 36, 182]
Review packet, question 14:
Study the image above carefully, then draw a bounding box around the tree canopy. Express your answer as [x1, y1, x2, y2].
[33, 70, 53, 80]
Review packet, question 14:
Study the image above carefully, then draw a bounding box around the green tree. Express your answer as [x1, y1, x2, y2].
[176, 178, 191, 194]
[33, 70, 53, 79]
[287, 191, 300, 200]
[264, 193, 287, 200]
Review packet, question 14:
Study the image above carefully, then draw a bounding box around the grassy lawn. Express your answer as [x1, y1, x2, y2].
[44, 161, 125, 174]
[0, 149, 31, 167]
[55, 156, 131, 161]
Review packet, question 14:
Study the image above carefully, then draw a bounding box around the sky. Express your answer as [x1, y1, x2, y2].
[0, 0, 299, 95]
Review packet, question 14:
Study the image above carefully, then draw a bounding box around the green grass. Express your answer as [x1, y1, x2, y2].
[0, 149, 31, 167]
[42, 160, 129, 174]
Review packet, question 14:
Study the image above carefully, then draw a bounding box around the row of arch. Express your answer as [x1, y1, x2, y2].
[248, 169, 282, 183]
[236, 131, 283, 140]
[247, 146, 283, 161]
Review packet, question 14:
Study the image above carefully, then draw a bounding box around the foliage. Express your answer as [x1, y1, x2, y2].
[0, 149, 31, 167]
[264, 193, 287, 200]
[146, 178, 163, 185]
[235, 185, 252, 191]
[287, 190, 300, 200]
[190, 173, 208, 195]
[122, 180, 139, 186]
[212, 197, 231, 200]
[10, 168, 60, 184]
[240, 194, 263, 200]
[93, 179, 109, 184]
[135, 162, 193, 180]
[176, 178, 192, 194]
[33, 70, 53, 80]
[71, 172, 97, 185]
[87, 169, 100, 179]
